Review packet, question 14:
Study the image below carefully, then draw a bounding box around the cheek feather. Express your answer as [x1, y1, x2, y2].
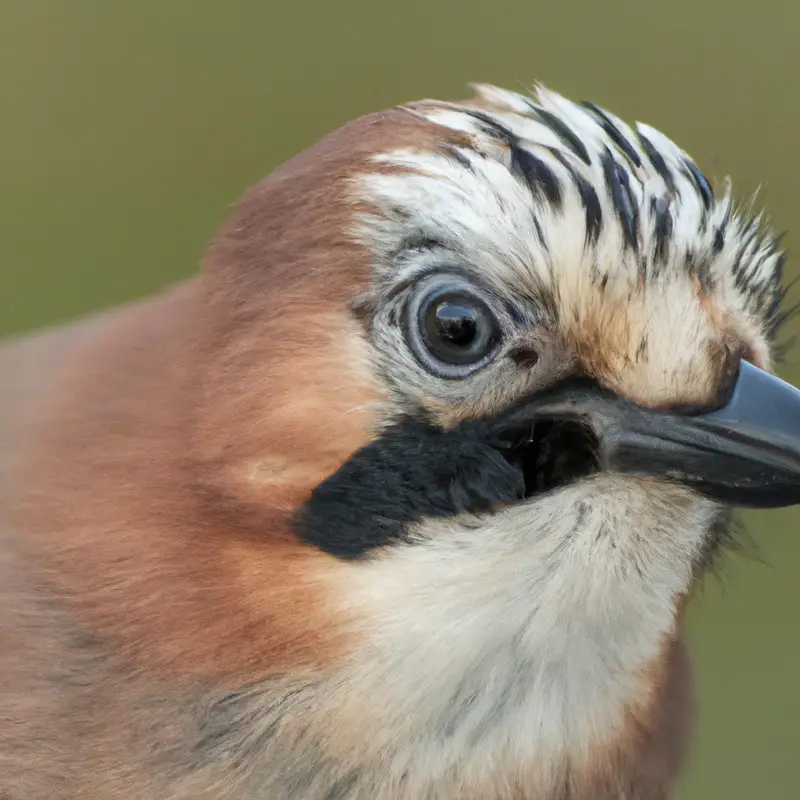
[201, 312, 386, 517]
[13, 295, 376, 683]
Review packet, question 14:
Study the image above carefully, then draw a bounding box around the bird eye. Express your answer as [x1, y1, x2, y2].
[407, 277, 502, 378]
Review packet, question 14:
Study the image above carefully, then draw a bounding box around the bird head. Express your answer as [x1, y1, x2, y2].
[176, 83, 800, 792]
[16, 83, 800, 797]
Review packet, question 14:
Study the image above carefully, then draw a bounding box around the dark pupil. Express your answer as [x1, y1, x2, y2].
[434, 302, 477, 347]
[420, 291, 498, 368]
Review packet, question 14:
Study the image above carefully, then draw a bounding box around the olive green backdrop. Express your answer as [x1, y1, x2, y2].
[1, 2, 797, 797]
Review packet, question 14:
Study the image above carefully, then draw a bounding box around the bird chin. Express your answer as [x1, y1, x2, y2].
[514, 469, 717, 516]
[509, 469, 733, 583]
[492, 414, 737, 565]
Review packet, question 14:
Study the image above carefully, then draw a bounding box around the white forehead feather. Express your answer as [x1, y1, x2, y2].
[352, 83, 784, 339]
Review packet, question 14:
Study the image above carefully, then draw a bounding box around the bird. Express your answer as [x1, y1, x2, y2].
[1, 81, 799, 800]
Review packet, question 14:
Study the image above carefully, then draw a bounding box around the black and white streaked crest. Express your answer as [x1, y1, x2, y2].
[353, 83, 789, 348]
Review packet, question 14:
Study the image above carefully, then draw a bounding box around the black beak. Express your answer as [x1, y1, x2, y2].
[498, 360, 800, 508]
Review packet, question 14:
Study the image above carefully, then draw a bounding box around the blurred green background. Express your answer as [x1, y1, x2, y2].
[1, 2, 797, 797]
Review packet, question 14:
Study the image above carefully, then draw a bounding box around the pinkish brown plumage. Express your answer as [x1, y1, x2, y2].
[0, 84, 796, 799]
